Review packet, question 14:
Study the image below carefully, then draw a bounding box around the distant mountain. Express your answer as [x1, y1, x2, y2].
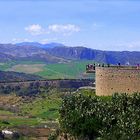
[42, 42, 65, 48]
[0, 43, 68, 63]
[16, 42, 65, 48]
[0, 52, 14, 62]
[0, 42, 140, 65]
[0, 70, 42, 82]
[46, 46, 140, 65]
[16, 42, 43, 48]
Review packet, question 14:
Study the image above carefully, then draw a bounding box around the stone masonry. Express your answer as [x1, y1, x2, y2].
[96, 66, 140, 96]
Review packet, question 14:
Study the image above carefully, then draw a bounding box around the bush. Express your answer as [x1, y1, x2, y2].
[59, 93, 140, 140]
[48, 131, 58, 140]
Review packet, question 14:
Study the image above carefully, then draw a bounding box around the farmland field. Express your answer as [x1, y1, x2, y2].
[8, 64, 45, 74]
[0, 60, 95, 79]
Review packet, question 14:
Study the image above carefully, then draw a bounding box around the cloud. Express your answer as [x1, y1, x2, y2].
[25, 24, 46, 35]
[25, 24, 80, 36]
[48, 24, 80, 35]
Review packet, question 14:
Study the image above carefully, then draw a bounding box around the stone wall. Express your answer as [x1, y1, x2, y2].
[96, 67, 140, 96]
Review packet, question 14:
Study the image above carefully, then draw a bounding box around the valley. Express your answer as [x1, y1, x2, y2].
[0, 82, 95, 139]
[0, 60, 95, 79]
[0, 42, 140, 139]
[0, 91, 61, 139]
[1, 0, 140, 139]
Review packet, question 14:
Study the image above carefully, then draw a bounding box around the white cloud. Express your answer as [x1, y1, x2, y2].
[25, 24, 80, 36]
[25, 24, 46, 35]
[48, 24, 80, 35]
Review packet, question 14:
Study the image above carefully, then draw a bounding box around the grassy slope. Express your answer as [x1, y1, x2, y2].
[20, 95, 61, 120]
[8, 64, 45, 74]
[0, 60, 95, 79]
[0, 61, 44, 71]
[0, 62, 16, 71]
[36, 60, 95, 79]
[0, 89, 95, 128]
[0, 90, 61, 128]
[0, 110, 13, 115]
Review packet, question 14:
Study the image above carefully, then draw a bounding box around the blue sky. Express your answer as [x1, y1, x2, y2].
[0, 0, 140, 51]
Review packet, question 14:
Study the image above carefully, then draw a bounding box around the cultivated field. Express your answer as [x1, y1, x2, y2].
[8, 64, 45, 74]
[0, 60, 95, 79]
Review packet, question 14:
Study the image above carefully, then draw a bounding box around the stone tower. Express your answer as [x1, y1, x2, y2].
[96, 66, 140, 96]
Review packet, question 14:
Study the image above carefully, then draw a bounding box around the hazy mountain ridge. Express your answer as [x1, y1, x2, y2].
[0, 42, 140, 65]
[46, 46, 140, 65]
[0, 43, 67, 63]
[16, 42, 65, 49]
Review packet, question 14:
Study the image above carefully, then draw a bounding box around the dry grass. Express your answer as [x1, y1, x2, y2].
[0, 94, 21, 106]
[8, 64, 45, 74]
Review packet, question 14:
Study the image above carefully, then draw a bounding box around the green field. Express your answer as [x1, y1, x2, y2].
[0, 60, 95, 79]
[0, 89, 62, 129]
[0, 89, 62, 139]
[8, 64, 45, 74]
[0, 110, 14, 115]
[20, 94, 61, 120]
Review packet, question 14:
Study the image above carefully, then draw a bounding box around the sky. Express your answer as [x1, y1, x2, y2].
[0, 0, 140, 51]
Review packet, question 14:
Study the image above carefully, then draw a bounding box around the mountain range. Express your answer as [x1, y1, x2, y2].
[0, 42, 140, 65]
[16, 42, 65, 49]
[46, 46, 140, 65]
[0, 43, 67, 63]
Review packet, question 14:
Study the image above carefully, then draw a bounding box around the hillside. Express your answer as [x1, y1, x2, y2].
[36, 60, 95, 79]
[46, 46, 140, 65]
[4, 42, 140, 65]
[0, 70, 42, 82]
[0, 42, 140, 65]
[1, 42, 140, 79]
[0, 44, 67, 63]
[16, 42, 65, 49]
[0, 60, 95, 79]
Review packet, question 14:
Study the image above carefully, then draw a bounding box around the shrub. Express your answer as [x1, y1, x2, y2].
[59, 93, 140, 140]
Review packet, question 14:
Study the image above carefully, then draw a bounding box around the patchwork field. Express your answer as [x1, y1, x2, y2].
[8, 64, 45, 74]
[0, 60, 95, 79]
